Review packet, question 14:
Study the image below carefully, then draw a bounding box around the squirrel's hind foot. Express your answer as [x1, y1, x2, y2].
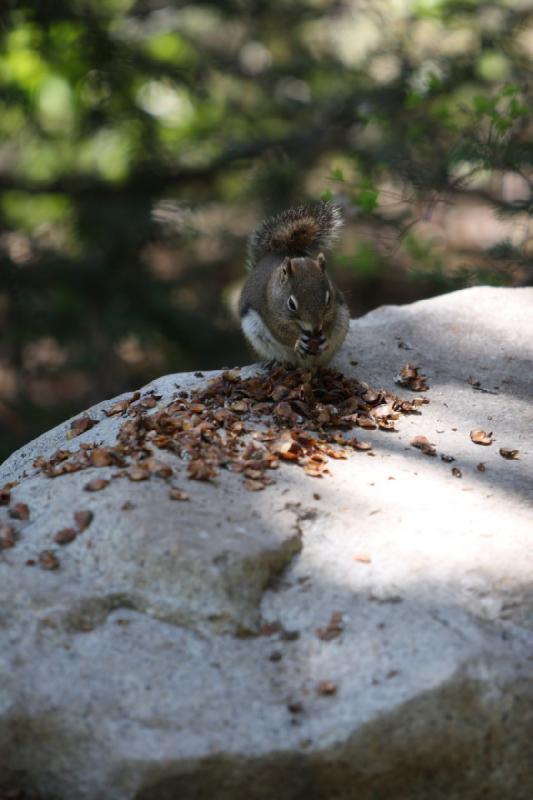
[262, 358, 280, 371]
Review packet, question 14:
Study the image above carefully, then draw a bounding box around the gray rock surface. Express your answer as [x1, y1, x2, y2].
[0, 286, 532, 800]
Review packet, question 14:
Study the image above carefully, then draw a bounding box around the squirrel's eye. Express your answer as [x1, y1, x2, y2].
[287, 295, 298, 312]
[325, 290, 331, 306]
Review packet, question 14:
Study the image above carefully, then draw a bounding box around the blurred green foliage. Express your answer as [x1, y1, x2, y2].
[0, 0, 531, 461]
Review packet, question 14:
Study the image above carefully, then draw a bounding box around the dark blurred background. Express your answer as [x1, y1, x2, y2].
[0, 0, 531, 462]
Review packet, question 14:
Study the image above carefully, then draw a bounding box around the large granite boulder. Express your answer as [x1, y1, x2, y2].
[0, 286, 532, 800]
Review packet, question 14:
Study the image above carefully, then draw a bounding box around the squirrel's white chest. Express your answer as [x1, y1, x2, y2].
[241, 309, 293, 362]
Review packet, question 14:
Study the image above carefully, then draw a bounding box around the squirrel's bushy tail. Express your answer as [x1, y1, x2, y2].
[247, 201, 342, 269]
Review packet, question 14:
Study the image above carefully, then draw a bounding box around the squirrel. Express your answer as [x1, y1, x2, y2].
[239, 201, 350, 367]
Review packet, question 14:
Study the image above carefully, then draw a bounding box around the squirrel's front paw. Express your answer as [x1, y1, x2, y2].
[315, 336, 329, 355]
[296, 333, 327, 358]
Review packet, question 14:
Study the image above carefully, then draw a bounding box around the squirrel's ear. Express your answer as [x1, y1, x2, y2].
[317, 252, 326, 272]
[280, 257, 293, 281]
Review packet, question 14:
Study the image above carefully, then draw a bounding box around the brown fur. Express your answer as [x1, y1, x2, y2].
[269, 217, 321, 253]
[247, 202, 342, 268]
